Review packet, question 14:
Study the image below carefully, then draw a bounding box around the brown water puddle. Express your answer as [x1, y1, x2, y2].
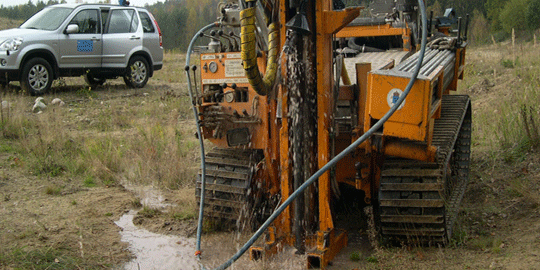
[116, 184, 199, 270]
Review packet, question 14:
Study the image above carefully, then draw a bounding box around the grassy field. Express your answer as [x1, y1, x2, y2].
[1, 18, 540, 269]
[0, 52, 203, 269]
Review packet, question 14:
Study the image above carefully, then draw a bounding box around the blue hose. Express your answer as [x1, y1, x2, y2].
[184, 22, 221, 261]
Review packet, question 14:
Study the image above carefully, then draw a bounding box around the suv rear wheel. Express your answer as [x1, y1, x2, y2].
[123, 56, 149, 88]
[21, 58, 53, 96]
[84, 72, 106, 87]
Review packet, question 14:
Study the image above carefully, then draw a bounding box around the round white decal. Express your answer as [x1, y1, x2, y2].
[387, 88, 405, 110]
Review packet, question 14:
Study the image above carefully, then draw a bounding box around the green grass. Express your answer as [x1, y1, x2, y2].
[83, 176, 96, 187]
[349, 251, 361, 261]
[138, 206, 161, 218]
[0, 247, 83, 270]
[45, 185, 62, 196]
[467, 43, 540, 164]
[171, 211, 195, 221]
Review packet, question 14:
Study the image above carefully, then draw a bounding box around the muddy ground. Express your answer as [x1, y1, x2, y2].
[1, 46, 540, 270]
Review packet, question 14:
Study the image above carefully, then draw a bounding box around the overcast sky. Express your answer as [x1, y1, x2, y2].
[2, 0, 165, 8]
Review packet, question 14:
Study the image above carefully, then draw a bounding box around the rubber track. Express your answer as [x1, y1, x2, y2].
[196, 148, 262, 223]
[379, 95, 471, 243]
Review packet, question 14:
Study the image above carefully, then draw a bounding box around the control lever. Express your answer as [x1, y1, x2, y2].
[199, 30, 220, 41]
[191, 65, 201, 105]
[185, 65, 197, 106]
[199, 30, 223, 52]
[220, 83, 237, 90]
[229, 31, 241, 46]
[218, 30, 237, 52]
[463, 14, 470, 42]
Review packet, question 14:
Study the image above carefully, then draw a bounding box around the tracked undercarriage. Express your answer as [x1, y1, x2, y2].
[196, 148, 274, 229]
[196, 148, 262, 225]
[378, 95, 471, 243]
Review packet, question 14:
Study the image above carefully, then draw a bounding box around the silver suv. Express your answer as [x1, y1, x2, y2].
[0, 3, 163, 95]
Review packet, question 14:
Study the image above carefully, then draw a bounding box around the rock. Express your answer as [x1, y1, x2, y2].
[51, 98, 65, 106]
[35, 97, 45, 104]
[143, 92, 149, 96]
[1, 100, 10, 109]
[33, 100, 47, 112]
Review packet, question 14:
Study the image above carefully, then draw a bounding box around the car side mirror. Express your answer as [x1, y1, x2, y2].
[65, 24, 79, 34]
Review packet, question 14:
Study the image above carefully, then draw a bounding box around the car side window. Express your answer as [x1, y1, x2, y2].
[69, 9, 99, 34]
[139, 12, 154, 33]
[107, 9, 139, 34]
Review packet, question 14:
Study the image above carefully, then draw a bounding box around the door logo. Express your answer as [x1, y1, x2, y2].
[77, 40, 93, 52]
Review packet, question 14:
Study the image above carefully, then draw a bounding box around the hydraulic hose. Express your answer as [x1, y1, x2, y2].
[240, 8, 279, 96]
[184, 22, 221, 261]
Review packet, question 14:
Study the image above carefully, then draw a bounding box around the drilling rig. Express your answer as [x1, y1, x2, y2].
[187, 0, 470, 268]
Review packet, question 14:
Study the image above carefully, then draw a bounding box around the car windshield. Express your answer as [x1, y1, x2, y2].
[20, 7, 73, 31]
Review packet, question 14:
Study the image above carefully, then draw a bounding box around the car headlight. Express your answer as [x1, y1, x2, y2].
[0, 37, 24, 51]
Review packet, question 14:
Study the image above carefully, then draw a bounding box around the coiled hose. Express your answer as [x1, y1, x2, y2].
[196, 0, 427, 268]
[240, 7, 279, 96]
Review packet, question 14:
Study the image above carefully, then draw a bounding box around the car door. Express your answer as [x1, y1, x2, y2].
[59, 8, 102, 68]
[101, 8, 142, 68]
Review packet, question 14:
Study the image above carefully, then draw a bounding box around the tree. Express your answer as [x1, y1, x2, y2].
[526, 0, 540, 30]
[428, 0, 443, 17]
[486, 0, 509, 31]
[499, 0, 529, 34]
[470, 9, 489, 44]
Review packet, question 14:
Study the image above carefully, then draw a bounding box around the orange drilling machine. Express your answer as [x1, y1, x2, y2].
[187, 0, 470, 268]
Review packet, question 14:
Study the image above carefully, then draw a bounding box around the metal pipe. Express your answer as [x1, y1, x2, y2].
[399, 48, 436, 72]
[421, 50, 452, 76]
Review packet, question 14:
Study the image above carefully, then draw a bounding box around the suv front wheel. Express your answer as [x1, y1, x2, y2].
[21, 58, 53, 96]
[123, 56, 149, 88]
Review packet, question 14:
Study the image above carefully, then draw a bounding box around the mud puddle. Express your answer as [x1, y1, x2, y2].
[116, 184, 199, 270]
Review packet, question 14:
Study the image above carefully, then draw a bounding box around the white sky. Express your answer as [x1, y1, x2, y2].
[2, 0, 164, 8]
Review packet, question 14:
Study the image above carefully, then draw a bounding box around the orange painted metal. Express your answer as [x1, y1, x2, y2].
[336, 24, 407, 38]
[356, 62, 371, 133]
[336, 24, 412, 50]
[316, 3, 360, 237]
[306, 230, 348, 269]
[275, 0, 291, 239]
[364, 65, 445, 144]
[311, 2, 359, 268]
[199, 52, 268, 148]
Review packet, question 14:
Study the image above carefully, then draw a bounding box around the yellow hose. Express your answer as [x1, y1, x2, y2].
[240, 7, 278, 96]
